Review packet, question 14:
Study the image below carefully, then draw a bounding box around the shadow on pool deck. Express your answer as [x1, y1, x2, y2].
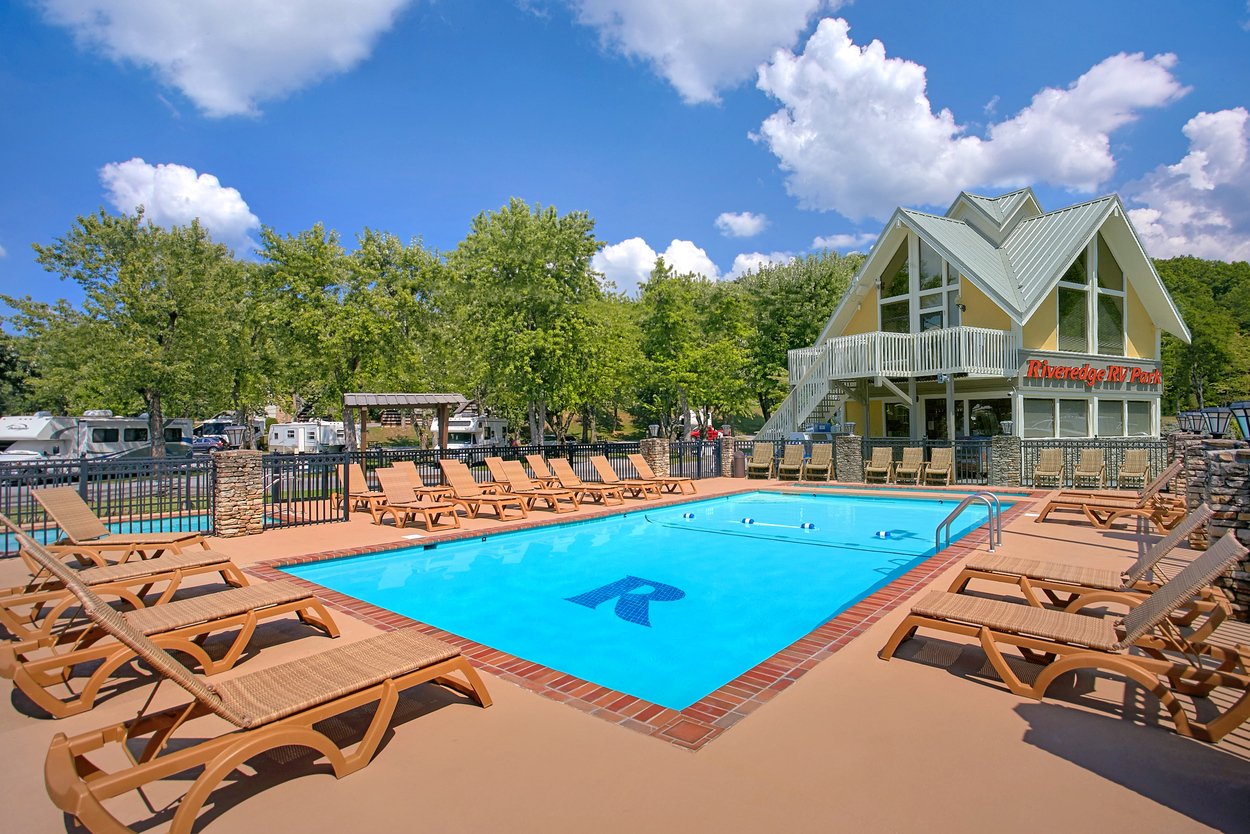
[1, 476, 1248, 834]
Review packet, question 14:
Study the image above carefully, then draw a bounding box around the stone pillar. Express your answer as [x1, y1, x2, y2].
[834, 434, 862, 483]
[719, 439, 734, 477]
[990, 435, 1022, 488]
[639, 436, 669, 477]
[212, 450, 266, 538]
[1203, 446, 1250, 621]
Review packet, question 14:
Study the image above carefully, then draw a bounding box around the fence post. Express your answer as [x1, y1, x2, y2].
[989, 435, 1021, 487]
[835, 434, 862, 483]
[77, 455, 90, 502]
[1201, 445, 1250, 621]
[212, 450, 266, 538]
[640, 436, 669, 476]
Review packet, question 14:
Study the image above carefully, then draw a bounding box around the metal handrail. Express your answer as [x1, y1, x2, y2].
[934, 491, 1001, 554]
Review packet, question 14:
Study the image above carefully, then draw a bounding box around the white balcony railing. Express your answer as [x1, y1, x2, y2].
[788, 326, 1019, 386]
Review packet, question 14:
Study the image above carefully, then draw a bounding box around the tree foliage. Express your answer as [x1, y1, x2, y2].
[1155, 257, 1250, 412]
[6, 210, 242, 455]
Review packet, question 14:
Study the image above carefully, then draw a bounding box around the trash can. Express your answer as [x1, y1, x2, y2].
[732, 450, 746, 478]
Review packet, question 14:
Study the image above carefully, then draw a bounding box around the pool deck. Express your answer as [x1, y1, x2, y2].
[2, 477, 1248, 833]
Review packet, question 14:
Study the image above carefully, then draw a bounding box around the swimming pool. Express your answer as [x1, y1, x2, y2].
[2, 513, 214, 554]
[284, 491, 1001, 710]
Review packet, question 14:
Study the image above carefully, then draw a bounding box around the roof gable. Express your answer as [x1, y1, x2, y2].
[816, 191, 1191, 345]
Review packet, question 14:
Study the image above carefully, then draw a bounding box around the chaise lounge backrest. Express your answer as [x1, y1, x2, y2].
[33, 486, 113, 541]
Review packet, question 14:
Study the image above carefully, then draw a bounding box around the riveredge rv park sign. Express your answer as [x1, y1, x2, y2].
[1018, 353, 1162, 391]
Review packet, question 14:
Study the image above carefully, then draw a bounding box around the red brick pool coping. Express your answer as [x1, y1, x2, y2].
[249, 485, 1037, 751]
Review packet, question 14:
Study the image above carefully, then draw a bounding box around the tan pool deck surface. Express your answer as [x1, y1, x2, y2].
[2, 477, 1249, 833]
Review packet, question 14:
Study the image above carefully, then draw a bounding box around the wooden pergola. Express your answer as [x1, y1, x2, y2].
[342, 393, 467, 449]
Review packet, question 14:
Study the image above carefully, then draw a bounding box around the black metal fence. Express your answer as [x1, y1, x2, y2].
[262, 452, 348, 529]
[0, 456, 215, 555]
[861, 437, 994, 486]
[1020, 438, 1170, 489]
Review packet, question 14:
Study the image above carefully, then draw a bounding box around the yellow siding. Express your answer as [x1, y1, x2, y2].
[844, 401, 865, 431]
[1022, 288, 1058, 351]
[1126, 282, 1154, 359]
[868, 401, 884, 437]
[842, 287, 879, 336]
[958, 279, 1012, 330]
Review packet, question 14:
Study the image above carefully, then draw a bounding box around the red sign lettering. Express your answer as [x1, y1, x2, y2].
[1023, 359, 1160, 388]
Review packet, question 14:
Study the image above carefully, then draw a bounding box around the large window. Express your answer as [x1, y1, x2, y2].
[1058, 399, 1088, 437]
[1096, 401, 1124, 437]
[1095, 234, 1125, 355]
[1057, 287, 1087, 352]
[969, 398, 1012, 435]
[881, 242, 909, 298]
[1022, 398, 1054, 438]
[884, 402, 911, 437]
[1127, 401, 1152, 436]
[91, 428, 119, 443]
[123, 428, 148, 442]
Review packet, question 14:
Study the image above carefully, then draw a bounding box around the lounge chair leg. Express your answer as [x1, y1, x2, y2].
[1032, 653, 1193, 737]
[877, 617, 923, 660]
[171, 725, 352, 834]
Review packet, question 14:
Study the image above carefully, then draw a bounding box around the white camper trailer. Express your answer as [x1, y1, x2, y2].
[267, 421, 348, 454]
[0, 411, 192, 463]
[430, 409, 508, 449]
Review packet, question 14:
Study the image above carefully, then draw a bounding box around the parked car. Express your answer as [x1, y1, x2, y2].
[191, 435, 228, 453]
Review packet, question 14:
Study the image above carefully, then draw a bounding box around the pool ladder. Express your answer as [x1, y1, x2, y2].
[934, 492, 1002, 554]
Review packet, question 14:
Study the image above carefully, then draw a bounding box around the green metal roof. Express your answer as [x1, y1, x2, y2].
[820, 190, 1191, 342]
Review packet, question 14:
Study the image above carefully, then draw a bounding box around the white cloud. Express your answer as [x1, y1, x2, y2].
[100, 158, 261, 253]
[0, 244, 7, 258]
[754, 18, 1188, 220]
[714, 211, 768, 237]
[593, 236, 722, 294]
[593, 237, 659, 295]
[729, 250, 794, 277]
[569, 0, 835, 104]
[37, 0, 410, 117]
[662, 239, 721, 279]
[811, 232, 875, 251]
[1126, 107, 1250, 262]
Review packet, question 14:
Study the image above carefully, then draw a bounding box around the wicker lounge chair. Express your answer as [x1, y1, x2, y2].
[524, 454, 561, 487]
[438, 460, 528, 519]
[950, 505, 1225, 632]
[33, 486, 209, 563]
[548, 458, 625, 505]
[1034, 461, 1186, 533]
[0, 515, 339, 718]
[337, 462, 385, 515]
[1031, 448, 1065, 488]
[924, 447, 954, 486]
[1056, 459, 1182, 501]
[880, 533, 1250, 743]
[372, 469, 460, 531]
[391, 460, 456, 502]
[775, 445, 806, 481]
[802, 443, 833, 481]
[627, 453, 696, 494]
[1072, 448, 1106, 489]
[863, 447, 894, 484]
[0, 545, 247, 643]
[892, 447, 925, 485]
[484, 456, 513, 488]
[745, 444, 775, 479]
[1116, 448, 1151, 490]
[589, 455, 663, 499]
[499, 459, 579, 512]
[40, 553, 490, 834]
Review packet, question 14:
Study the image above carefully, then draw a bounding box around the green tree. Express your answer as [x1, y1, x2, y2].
[258, 225, 445, 450]
[6, 210, 241, 456]
[1155, 256, 1250, 412]
[737, 251, 862, 419]
[449, 198, 603, 441]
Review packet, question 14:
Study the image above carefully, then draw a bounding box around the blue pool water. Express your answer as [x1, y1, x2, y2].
[284, 491, 1002, 710]
[3, 513, 214, 553]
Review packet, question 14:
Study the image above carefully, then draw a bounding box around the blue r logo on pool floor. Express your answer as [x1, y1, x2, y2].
[566, 576, 685, 627]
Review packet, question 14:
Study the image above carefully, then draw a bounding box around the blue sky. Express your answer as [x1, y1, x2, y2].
[2, 0, 1248, 302]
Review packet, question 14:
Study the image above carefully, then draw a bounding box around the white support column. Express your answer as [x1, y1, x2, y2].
[908, 378, 920, 439]
[946, 376, 956, 441]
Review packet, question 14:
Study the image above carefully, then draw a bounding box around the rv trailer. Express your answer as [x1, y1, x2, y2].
[0, 411, 193, 463]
